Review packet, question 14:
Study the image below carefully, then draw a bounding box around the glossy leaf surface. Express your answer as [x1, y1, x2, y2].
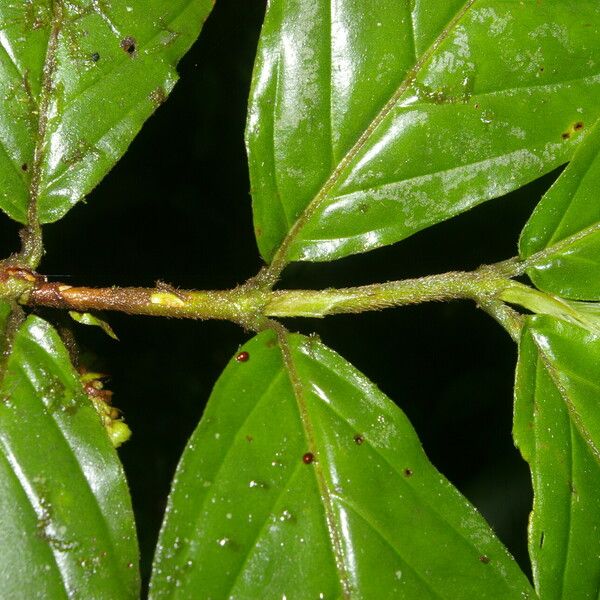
[0, 303, 138, 598]
[151, 331, 533, 599]
[0, 0, 214, 224]
[520, 121, 600, 300]
[514, 315, 600, 599]
[247, 0, 600, 264]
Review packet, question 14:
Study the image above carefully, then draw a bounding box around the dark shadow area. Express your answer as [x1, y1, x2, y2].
[0, 0, 567, 586]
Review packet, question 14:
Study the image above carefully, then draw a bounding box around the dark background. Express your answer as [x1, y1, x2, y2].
[0, 0, 560, 586]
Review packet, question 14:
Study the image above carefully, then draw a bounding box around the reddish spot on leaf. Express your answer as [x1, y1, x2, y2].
[235, 351, 249, 362]
[302, 452, 314, 464]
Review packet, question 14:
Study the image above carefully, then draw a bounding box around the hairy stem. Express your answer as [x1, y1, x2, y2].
[0, 267, 520, 336]
[477, 299, 523, 342]
[27, 281, 267, 330]
[264, 270, 509, 317]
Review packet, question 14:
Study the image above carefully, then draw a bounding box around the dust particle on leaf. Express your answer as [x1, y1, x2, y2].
[150, 87, 167, 107]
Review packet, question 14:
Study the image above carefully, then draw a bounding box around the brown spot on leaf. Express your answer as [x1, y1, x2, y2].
[479, 555, 490, 564]
[562, 132, 571, 140]
[302, 452, 315, 464]
[403, 468, 413, 477]
[120, 36, 137, 55]
[353, 434, 364, 445]
[574, 121, 584, 131]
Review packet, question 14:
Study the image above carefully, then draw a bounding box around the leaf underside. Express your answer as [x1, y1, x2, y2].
[247, 0, 600, 265]
[0, 0, 214, 224]
[0, 302, 139, 598]
[150, 331, 533, 599]
[514, 315, 600, 600]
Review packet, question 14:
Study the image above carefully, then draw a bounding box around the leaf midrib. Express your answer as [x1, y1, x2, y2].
[266, 0, 478, 273]
[524, 220, 600, 273]
[278, 331, 352, 599]
[27, 0, 62, 227]
[532, 331, 600, 467]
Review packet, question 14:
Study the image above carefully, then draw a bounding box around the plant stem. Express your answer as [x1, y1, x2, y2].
[264, 270, 509, 317]
[477, 299, 523, 342]
[27, 281, 266, 330]
[8, 268, 516, 332]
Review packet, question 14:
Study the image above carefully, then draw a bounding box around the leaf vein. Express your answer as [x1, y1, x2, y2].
[266, 0, 479, 274]
[277, 330, 353, 599]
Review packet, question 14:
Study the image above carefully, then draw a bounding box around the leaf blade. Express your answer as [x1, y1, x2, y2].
[519, 121, 600, 300]
[247, 0, 600, 265]
[150, 331, 533, 598]
[514, 315, 600, 599]
[0, 305, 139, 597]
[0, 0, 215, 224]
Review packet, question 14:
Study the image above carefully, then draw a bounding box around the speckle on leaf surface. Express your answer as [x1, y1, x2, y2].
[120, 36, 137, 55]
[302, 452, 314, 464]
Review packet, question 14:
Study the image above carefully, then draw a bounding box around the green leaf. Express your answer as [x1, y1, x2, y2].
[0, 302, 139, 598]
[247, 0, 600, 265]
[150, 331, 533, 598]
[0, 0, 214, 224]
[514, 315, 600, 599]
[69, 310, 118, 340]
[519, 121, 600, 300]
